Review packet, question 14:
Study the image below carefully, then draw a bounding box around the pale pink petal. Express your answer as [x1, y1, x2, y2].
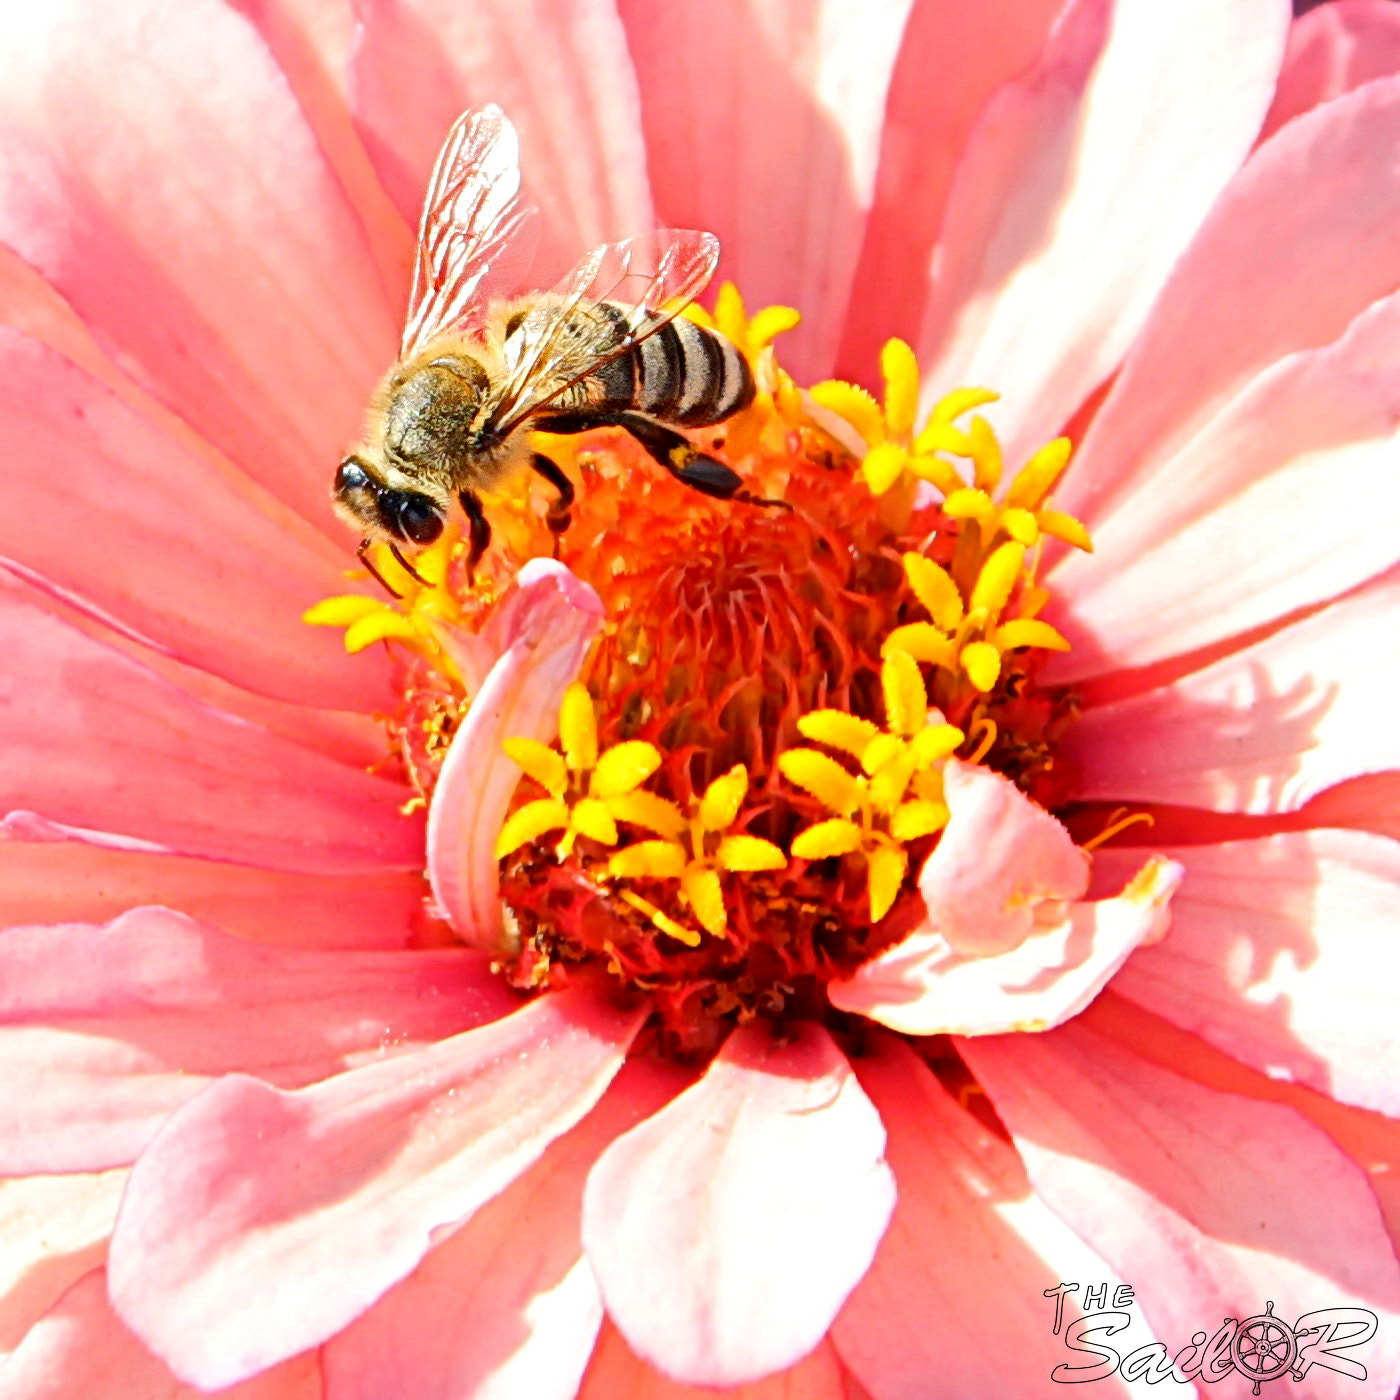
[0, 906, 514, 1173]
[0, 1171, 125, 1357]
[0, 842, 422, 950]
[834, 1039, 1151, 1400]
[0, 244, 130, 393]
[109, 987, 645, 1390]
[831, 856, 1181, 1036]
[582, 1020, 894, 1388]
[0, 589, 420, 873]
[960, 1023, 1400, 1400]
[0, 1270, 321, 1400]
[324, 1058, 685, 1400]
[1099, 830, 1400, 1116]
[427, 560, 604, 949]
[235, 0, 414, 295]
[1066, 568, 1400, 813]
[1263, 0, 1400, 139]
[619, 0, 916, 381]
[1057, 74, 1400, 532]
[919, 0, 1287, 463]
[837, 0, 1063, 380]
[918, 759, 1089, 956]
[0, 328, 392, 711]
[350, 0, 652, 278]
[1048, 285, 1400, 683]
[579, 1324, 858, 1400]
[0, 0, 398, 529]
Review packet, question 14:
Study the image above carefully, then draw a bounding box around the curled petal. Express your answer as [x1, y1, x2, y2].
[427, 561, 604, 950]
[831, 857, 1182, 1035]
[582, 1021, 894, 1387]
[919, 760, 1089, 955]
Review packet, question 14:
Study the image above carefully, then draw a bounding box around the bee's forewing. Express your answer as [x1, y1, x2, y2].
[490, 229, 721, 434]
[401, 105, 533, 357]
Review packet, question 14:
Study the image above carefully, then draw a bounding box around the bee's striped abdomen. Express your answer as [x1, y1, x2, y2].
[629, 315, 754, 427]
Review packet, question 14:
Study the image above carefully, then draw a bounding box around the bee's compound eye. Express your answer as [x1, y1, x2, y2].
[392, 492, 444, 545]
[335, 458, 371, 495]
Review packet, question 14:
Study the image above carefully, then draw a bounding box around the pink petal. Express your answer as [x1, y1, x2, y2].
[108, 987, 645, 1390]
[582, 1020, 895, 1388]
[579, 1324, 858, 1400]
[0, 841, 422, 950]
[831, 856, 1181, 1035]
[1066, 568, 1400, 813]
[619, 0, 916, 382]
[350, 0, 652, 278]
[1048, 285, 1400, 683]
[0, 906, 514, 1173]
[918, 759, 1089, 956]
[427, 560, 604, 949]
[1263, 0, 1400, 139]
[0, 328, 392, 710]
[837, 0, 1063, 381]
[0, 588, 420, 873]
[1099, 830, 1400, 1116]
[237, 0, 414, 294]
[0, 1171, 125, 1357]
[0, 0, 398, 529]
[960, 1023, 1400, 1400]
[919, 0, 1287, 463]
[0, 1270, 320, 1400]
[324, 1058, 685, 1400]
[1057, 74, 1400, 533]
[834, 1038, 1149, 1400]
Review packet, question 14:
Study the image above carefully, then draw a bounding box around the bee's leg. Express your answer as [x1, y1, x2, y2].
[458, 489, 492, 578]
[388, 543, 431, 588]
[528, 452, 574, 556]
[357, 539, 403, 599]
[612, 413, 792, 512]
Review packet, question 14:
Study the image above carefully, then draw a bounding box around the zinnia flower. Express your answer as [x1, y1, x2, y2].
[3, 1, 1400, 1397]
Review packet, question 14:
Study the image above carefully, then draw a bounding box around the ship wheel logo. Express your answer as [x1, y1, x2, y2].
[1230, 1301, 1301, 1394]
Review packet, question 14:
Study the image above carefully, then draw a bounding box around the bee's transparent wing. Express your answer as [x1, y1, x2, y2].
[401, 105, 533, 358]
[486, 229, 720, 437]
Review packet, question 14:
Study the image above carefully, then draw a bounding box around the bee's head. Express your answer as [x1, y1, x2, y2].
[332, 455, 445, 547]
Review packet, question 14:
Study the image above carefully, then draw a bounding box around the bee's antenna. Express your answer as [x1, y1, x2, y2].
[389, 542, 432, 587]
[358, 539, 403, 599]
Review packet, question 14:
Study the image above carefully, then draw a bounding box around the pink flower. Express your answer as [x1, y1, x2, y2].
[2, 1, 1400, 1398]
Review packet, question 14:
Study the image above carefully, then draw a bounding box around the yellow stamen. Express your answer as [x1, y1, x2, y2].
[1083, 810, 1156, 852]
[880, 338, 921, 441]
[968, 541, 1025, 618]
[777, 749, 863, 817]
[809, 379, 884, 447]
[617, 888, 701, 947]
[698, 764, 749, 832]
[965, 718, 998, 766]
[559, 682, 599, 771]
[591, 741, 662, 798]
[609, 840, 688, 880]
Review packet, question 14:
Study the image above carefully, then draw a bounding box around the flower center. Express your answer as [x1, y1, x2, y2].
[309, 289, 1095, 1060]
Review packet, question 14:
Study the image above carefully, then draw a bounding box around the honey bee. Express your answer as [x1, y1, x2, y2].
[335, 104, 768, 586]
